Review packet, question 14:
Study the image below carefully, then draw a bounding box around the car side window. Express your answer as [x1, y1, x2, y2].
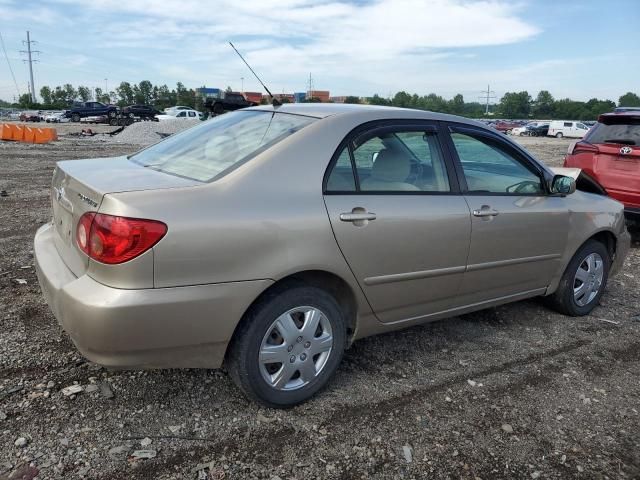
[564, 122, 572, 127]
[355, 130, 450, 192]
[450, 132, 545, 195]
[326, 148, 356, 191]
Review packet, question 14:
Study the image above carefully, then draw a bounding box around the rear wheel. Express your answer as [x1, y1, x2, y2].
[108, 110, 117, 119]
[556, 132, 563, 138]
[227, 285, 346, 408]
[109, 118, 118, 126]
[71, 113, 81, 123]
[545, 240, 610, 316]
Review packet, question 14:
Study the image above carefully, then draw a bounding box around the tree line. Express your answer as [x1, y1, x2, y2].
[367, 90, 640, 120]
[4, 79, 640, 121]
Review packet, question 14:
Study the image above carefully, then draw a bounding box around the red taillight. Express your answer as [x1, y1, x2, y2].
[76, 213, 167, 264]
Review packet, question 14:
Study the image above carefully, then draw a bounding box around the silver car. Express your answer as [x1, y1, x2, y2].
[35, 104, 630, 407]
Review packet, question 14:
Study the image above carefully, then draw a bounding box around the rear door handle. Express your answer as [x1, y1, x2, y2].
[473, 206, 499, 217]
[340, 212, 377, 222]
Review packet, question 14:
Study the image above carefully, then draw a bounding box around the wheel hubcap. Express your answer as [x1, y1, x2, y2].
[573, 253, 604, 307]
[259, 306, 333, 391]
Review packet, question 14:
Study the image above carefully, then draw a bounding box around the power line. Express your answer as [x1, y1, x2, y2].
[20, 31, 40, 102]
[478, 84, 496, 115]
[0, 30, 20, 99]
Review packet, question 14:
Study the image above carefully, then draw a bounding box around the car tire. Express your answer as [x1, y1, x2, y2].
[556, 132, 563, 138]
[227, 284, 347, 408]
[213, 103, 224, 115]
[108, 110, 117, 119]
[109, 118, 118, 126]
[545, 239, 610, 316]
[71, 113, 81, 123]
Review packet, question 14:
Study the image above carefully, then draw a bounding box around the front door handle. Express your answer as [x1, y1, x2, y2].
[473, 205, 499, 218]
[340, 212, 377, 222]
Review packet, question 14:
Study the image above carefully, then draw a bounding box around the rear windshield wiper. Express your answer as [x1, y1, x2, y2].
[603, 139, 636, 145]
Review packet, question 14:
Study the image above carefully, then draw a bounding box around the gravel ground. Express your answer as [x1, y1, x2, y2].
[1, 126, 639, 480]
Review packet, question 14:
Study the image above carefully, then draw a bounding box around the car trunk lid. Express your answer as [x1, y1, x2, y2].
[51, 156, 201, 277]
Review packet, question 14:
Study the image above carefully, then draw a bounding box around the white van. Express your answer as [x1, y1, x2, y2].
[547, 120, 590, 138]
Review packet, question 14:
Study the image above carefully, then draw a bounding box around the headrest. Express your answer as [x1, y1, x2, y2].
[371, 149, 411, 183]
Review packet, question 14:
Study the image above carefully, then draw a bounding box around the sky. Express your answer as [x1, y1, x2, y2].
[0, 0, 639, 103]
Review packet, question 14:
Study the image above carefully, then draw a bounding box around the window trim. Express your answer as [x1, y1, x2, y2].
[444, 123, 552, 196]
[323, 120, 461, 195]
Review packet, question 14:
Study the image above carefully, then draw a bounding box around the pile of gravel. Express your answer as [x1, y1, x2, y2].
[111, 118, 201, 145]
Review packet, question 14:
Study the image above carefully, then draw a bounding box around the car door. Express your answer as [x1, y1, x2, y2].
[323, 121, 471, 324]
[444, 124, 569, 305]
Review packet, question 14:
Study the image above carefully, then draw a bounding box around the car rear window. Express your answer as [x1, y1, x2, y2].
[130, 110, 316, 182]
[586, 117, 640, 145]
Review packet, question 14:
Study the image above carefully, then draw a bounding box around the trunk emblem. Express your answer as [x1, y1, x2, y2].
[77, 193, 98, 208]
[620, 146, 633, 155]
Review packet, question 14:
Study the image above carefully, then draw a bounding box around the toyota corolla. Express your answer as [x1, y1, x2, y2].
[35, 104, 630, 407]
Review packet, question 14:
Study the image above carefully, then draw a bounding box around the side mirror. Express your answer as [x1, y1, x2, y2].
[551, 175, 576, 195]
[371, 151, 379, 163]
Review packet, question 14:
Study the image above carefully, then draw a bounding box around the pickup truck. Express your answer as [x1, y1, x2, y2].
[66, 102, 118, 122]
[205, 92, 257, 115]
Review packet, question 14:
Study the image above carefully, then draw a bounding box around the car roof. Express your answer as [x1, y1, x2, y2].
[248, 102, 487, 127]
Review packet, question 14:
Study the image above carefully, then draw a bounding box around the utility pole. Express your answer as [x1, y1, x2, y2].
[307, 73, 314, 99]
[20, 31, 40, 102]
[478, 84, 496, 115]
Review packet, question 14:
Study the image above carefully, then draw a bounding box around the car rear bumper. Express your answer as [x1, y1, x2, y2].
[34, 223, 272, 369]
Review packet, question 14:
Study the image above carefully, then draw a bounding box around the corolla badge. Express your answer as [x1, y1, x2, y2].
[620, 146, 633, 155]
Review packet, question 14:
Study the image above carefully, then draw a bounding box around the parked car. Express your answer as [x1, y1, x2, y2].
[122, 104, 162, 119]
[156, 109, 202, 121]
[511, 122, 548, 136]
[66, 102, 118, 122]
[34, 104, 630, 407]
[529, 123, 550, 137]
[19, 111, 42, 122]
[164, 106, 192, 115]
[564, 111, 640, 227]
[548, 120, 590, 138]
[205, 92, 258, 115]
[491, 121, 521, 134]
[45, 111, 70, 123]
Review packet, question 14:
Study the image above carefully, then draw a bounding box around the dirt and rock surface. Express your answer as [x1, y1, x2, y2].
[1, 125, 639, 479]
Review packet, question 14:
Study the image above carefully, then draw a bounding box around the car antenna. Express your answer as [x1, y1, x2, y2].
[228, 41, 281, 107]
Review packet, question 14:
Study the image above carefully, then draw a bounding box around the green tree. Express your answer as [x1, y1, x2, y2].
[39, 86, 52, 106]
[391, 91, 412, 108]
[116, 82, 135, 106]
[77, 86, 92, 102]
[618, 92, 640, 107]
[367, 94, 390, 106]
[344, 96, 360, 104]
[499, 91, 531, 118]
[449, 94, 465, 114]
[422, 93, 449, 113]
[585, 98, 615, 119]
[532, 90, 555, 118]
[18, 93, 34, 108]
[63, 84, 77, 103]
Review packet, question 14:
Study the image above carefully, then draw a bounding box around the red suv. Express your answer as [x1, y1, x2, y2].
[564, 111, 640, 227]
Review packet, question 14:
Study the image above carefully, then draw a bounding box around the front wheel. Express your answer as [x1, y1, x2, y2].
[545, 240, 610, 316]
[108, 110, 117, 119]
[71, 113, 81, 123]
[556, 132, 563, 138]
[227, 285, 346, 408]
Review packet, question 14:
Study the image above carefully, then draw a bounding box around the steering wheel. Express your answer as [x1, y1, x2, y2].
[506, 180, 541, 194]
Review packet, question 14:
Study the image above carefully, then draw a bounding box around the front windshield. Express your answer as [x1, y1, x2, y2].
[130, 110, 316, 182]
